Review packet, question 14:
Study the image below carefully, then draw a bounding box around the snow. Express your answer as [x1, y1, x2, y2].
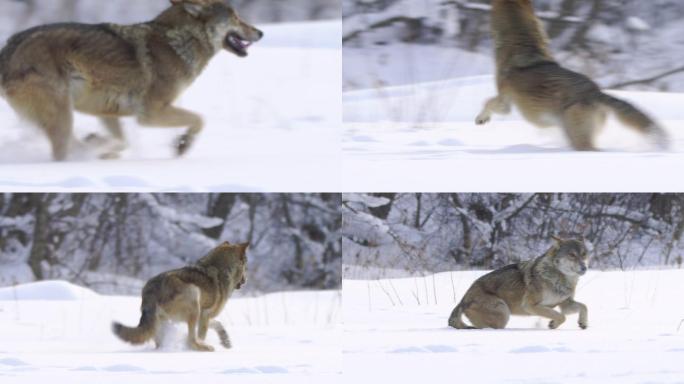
[0, 281, 341, 383]
[0, 281, 98, 301]
[342, 75, 684, 192]
[343, 269, 684, 383]
[0, 21, 341, 192]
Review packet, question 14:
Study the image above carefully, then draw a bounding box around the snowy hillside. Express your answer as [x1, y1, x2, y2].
[0, 21, 341, 192]
[343, 76, 684, 192]
[0, 281, 341, 383]
[343, 269, 684, 383]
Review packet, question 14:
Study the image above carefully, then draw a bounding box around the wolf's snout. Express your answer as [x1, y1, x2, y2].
[255, 29, 264, 41]
[579, 264, 587, 275]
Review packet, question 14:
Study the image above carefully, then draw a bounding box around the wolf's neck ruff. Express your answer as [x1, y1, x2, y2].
[492, 3, 554, 71]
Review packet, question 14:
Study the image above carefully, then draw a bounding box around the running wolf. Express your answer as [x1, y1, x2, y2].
[0, 0, 263, 160]
[476, 0, 668, 151]
[449, 236, 589, 330]
[112, 241, 249, 351]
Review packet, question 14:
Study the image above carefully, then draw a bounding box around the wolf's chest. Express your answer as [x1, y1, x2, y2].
[540, 280, 574, 306]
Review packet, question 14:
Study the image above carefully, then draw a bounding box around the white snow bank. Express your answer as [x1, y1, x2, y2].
[0, 280, 98, 301]
[0, 282, 341, 382]
[343, 75, 684, 192]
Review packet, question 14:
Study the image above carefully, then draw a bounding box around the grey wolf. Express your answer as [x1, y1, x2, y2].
[0, 0, 263, 161]
[476, 0, 668, 151]
[449, 236, 589, 330]
[112, 241, 249, 352]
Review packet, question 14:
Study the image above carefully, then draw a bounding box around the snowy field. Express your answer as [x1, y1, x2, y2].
[343, 74, 684, 192]
[343, 269, 684, 384]
[0, 21, 341, 192]
[0, 281, 341, 383]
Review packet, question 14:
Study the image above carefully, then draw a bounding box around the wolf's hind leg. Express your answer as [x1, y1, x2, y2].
[559, 299, 588, 329]
[179, 286, 214, 352]
[476, 95, 511, 125]
[100, 117, 125, 140]
[154, 330, 164, 349]
[464, 294, 510, 329]
[210, 320, 232, 349]
[84, 117, 128, 159]
[137, 105, 204, 156]
[198, 313, 210, 340]
[561, 104, 600, 151]
[6, 80, 75, 161]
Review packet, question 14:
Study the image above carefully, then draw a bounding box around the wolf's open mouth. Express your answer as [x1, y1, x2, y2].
[224, 33, 252, 57]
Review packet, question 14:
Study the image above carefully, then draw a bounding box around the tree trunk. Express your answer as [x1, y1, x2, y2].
[202, 194, 237, 240]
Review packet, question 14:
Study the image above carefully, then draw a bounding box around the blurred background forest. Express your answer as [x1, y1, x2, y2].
[343, 193, 684, 279]
[0, 193, 341, 294]
[343, 0, 684, 91]
[0, 0, 340, 42]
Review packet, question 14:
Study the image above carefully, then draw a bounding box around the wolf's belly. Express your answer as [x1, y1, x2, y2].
[70, 78, 138, 116]
[517, 106, 560, 128]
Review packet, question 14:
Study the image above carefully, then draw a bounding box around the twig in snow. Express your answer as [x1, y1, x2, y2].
[388, 279, 403, 306]
[376, 280, 396, 306]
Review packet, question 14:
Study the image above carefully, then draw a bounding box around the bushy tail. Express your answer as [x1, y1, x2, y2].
[448, 301, 475, 329]
[112, 295, 158, 345]
[210, 320, 232, 349]
[598, 92, 669, 150]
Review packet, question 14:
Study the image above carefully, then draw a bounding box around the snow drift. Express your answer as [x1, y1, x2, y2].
[343, 268, 684, 383]
[343, 76, 684, 192]
[0, 281, 341, 382]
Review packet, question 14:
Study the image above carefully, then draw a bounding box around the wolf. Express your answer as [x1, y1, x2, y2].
[0, 0, 263, 161]
[449, 236, 589, 330]
[112, 241, 249, 352]
[475, 0, 668, 151]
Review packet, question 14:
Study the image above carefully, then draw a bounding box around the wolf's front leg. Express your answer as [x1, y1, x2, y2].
[560, 298, 588, 329]
[476, 95, 511, 125]
[137, 105, 204, 157]
[524, 303, 566, 329]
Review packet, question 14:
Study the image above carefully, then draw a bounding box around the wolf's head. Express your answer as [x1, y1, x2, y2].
[170, 0, 263, 57]
[198, 241, 250, 289]
[550, 236, 589, 277]
[492, 0, 534, 9]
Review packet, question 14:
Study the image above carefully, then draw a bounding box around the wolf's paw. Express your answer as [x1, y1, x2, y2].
[579, 321, 588, 330]
[475, 114, 491, 125]
[100, 151, 121, 160]
[175, 134, 195, 157]
[549, 319, 564, 329]
[191, 342, 214, 352]
[84, 133, 107, 145]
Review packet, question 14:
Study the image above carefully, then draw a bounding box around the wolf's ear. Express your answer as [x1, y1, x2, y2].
[239, 242, 250, 252]
[551, 235, 563, 243]
[170, 0, 204, 17]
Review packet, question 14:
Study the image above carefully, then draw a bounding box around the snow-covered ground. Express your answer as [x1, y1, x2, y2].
[343, 75, 684, 192]
[0, 281, 341, 383]
[343, 269, 684, 384]
[0, 21, 341, 192]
